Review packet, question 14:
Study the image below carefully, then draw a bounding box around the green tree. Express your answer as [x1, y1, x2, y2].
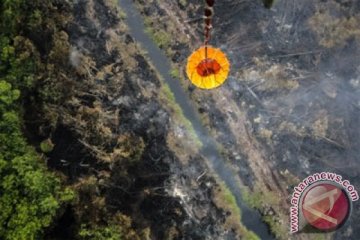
[0, 1, 76, 239]
[0, 80, 74, 240]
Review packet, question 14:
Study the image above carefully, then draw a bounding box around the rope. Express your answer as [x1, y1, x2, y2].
[204, 0, 214, 58]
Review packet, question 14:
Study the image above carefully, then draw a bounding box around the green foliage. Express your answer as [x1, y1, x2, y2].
[0, 80, 74, 240]
[243, 231, 261, 240]
[160, 83, 202, 149]
[169, 66, 180, 79]
[0, 81, 20, 107]
[144, 18, 171, 49]
[262, 215, 287, 240]
[0, 0, 24, 35]
[0, 2, 75, 239]
[78, 213, 146, 240]
[0, 35, 37, 90]
[0, 0, 45, 90]
[79, 224, 123, 240]
[219, 181, 241, 219]
[242, 186, 287, 239]
[28, 9, 43, 30]
[242, 186, 279, 210]
[40, 139, 55, 153]
[151, 30, 171, 48]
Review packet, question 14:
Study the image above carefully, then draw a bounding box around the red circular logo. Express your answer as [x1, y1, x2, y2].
[301, 183, 350, 231]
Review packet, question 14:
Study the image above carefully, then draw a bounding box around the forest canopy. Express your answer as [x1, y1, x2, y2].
[0, 1, 74, 239]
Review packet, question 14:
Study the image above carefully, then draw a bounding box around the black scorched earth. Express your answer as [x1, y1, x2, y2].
[0, 0, 359, 240]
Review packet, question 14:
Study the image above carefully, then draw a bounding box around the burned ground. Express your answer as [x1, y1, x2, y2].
[133, 0, 360, 239]
[19, 0, 248, 239]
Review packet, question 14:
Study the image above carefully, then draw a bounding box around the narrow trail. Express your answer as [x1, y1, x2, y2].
[118, 0, 273, 238]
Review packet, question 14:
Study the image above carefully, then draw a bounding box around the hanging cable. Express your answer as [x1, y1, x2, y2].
[186, 0, 230, 89]
[204, 0, 214, 58]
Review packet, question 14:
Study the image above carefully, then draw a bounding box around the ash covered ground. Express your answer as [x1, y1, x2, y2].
[6, 0, 358, 239]
[133, 0, 360, 239]
[216, 1, 360, 239]
[27, 0, 254, 239]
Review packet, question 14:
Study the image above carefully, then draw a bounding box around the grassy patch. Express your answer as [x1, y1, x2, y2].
[160, 83, 202, 149]
[144, 18, 171, 49]
[151, 30, 171, 48]
[222, 183, 241, 218]
[106, 0, 127, 19]
[118, 8, 127, 20]
[242, 185, 288, 239]
[213, 179, 260, 240]
[169, 66, 180, 79]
